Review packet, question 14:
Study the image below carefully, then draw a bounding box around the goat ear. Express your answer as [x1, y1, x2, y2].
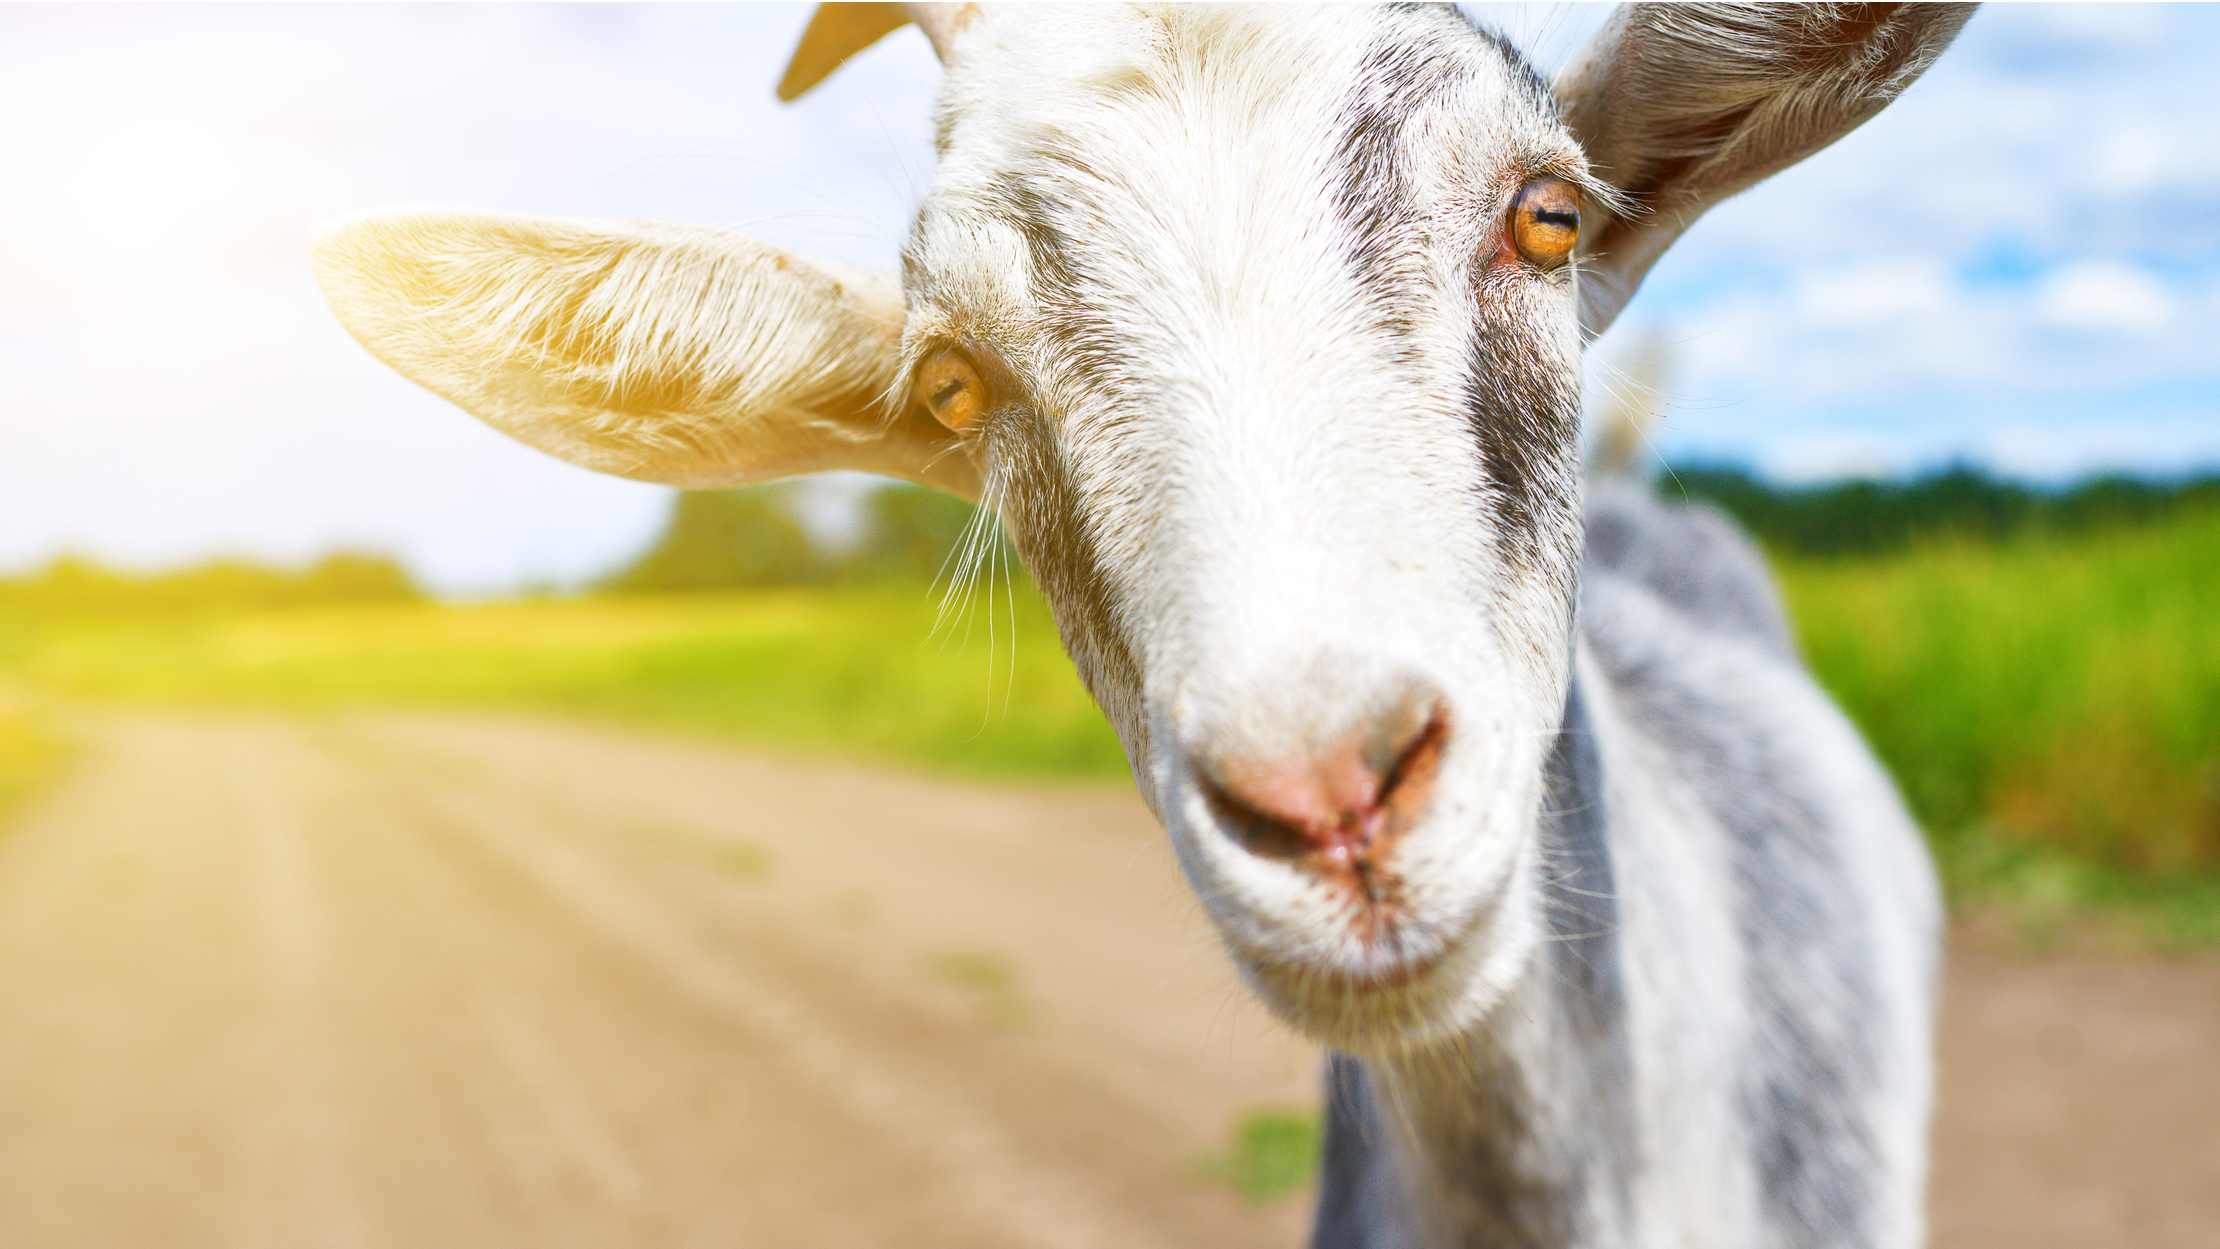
[1557, 2, 1974, 337]
[311, 209, 979, 499]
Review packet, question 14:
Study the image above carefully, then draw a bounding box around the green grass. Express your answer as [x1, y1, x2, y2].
[1937, 827, 2220, 952]
[1, 584, 1126, 783]
[1777, 503, 2220, 941]
[1189, 1108, 1322, 1204]
[1778, 505, 2220, 870]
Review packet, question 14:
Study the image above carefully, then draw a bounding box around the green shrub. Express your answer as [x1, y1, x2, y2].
[603, 485, 825, 590]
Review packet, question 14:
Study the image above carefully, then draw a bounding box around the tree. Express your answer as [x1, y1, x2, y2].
[603, 485, 826, 591]
[602, 481, 993, 592]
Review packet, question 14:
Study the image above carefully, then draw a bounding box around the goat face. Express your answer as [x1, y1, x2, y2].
[902, 7, 1592, 1051]
[311, 3, 1974, 1056]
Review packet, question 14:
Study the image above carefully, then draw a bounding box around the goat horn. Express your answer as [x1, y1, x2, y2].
[775, 2, 978, 102]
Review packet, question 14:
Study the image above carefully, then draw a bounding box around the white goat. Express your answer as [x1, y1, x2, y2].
[313, 5, 1974, 1245]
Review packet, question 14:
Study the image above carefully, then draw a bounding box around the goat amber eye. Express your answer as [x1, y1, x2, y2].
[1510, 178, 1580, 268]
[915, 348, 987, 431]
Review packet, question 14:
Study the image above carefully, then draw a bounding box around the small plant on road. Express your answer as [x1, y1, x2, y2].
[1189, 1108, 1321, 1205]
[926, 950, 1029, 1031]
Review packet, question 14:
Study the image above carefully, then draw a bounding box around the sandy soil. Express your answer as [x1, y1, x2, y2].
[0, 710, 2210, 1248]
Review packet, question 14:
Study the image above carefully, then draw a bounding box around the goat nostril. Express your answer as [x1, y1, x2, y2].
[1379, 711, 1448, 817]
[1360, 695, 1433, 780]
[1202, 703, 1450, 872]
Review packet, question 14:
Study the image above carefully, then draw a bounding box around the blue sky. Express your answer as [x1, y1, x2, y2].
[0, 4, 2211, 593]
[1595, 2, 2220, 483]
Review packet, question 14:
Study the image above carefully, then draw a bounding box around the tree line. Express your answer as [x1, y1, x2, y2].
[7, 466, 2211, 609]
[0, 553, 419, 615]
[612, 466, 2220, 591]
[1668, 464, 2220, 558]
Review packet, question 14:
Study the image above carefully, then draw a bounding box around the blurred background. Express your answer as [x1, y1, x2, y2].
[0, 5, 2213, 1248]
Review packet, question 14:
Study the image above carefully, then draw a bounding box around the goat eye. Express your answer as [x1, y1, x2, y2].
[915, 348, 987, 431]
[1510, 178, 1580, 268]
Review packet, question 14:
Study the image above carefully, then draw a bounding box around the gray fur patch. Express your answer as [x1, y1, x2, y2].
[1313, 1056, 1421, 1249]
[1583, 481, 1798, 660]
[1451, 11, 1556, 116]
[991, 416, 1144, 736]
[1535, 676, 1634, 1174]
[1466, 334, 1582, 576]
[1324, 12, 1584, 579]
[1330, 29, 1467, 324]
[1583, 553, 1886, 1247]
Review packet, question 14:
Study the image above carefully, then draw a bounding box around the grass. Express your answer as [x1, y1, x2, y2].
[0, 584, 1126, 783]
[925, 950, 1031, 1030]
[1938, 827, 2220, 952]
[1775, 503, 2220, 944]
[1189, 1108, 1322, 1204]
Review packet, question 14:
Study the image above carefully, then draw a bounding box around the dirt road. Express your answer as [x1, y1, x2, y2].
[0, 711, 2211, 1248]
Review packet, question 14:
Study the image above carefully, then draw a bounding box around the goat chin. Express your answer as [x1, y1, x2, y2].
[1202, 830, 1542, 1057]
[1237, 888, 1538, 1056]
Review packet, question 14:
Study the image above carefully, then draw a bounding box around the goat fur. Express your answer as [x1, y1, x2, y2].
[312, 5, 1976, 1245]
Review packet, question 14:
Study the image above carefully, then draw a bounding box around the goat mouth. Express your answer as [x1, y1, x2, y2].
[1237, 932, 1461, 1044]
[1259, 942, 1447, 995]
[1242, 897, 1469, 997]
[1237, 868, 1509, 1039]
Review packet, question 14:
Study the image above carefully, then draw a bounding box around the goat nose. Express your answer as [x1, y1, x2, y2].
[1201, 694, 1450, 872]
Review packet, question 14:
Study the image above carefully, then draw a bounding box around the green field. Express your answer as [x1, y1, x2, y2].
[1775, 504, 2220, 945]
[2, 502, 2213, 942]
[0, 583, 1124, 782]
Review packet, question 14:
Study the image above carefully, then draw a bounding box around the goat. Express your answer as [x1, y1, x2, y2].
[311, 4, 1974, 1245]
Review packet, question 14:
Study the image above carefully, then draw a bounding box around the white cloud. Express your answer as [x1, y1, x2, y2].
[1623, 1, 2220, 467]
[2037, 259, 2176, 331]
[1652, 402, 2220, 490]
[2093, 121, 2171, 193]
[2027, 3, 2169, 53]
[1979, 417, 2220, 482]
[1794, 258, 1953, 326]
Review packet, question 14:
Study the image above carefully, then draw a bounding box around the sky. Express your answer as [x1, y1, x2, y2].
[0, 3, 2213, 595]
